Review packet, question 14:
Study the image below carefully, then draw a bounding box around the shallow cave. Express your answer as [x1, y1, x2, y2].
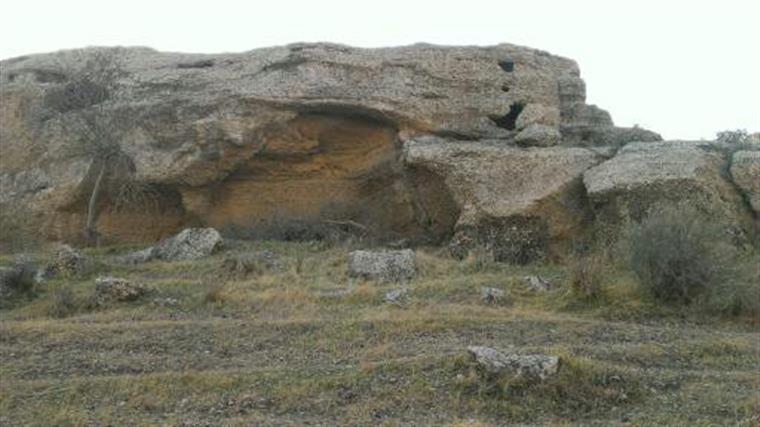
[490, 102, 524, 131]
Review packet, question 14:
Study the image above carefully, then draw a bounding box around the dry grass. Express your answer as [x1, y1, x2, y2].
[0, 240, 758, 425]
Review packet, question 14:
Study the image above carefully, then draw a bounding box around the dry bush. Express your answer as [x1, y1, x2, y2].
[46, 286, 77, 318]
[627, 205, 732, 305]
[569, 252, 605, 299]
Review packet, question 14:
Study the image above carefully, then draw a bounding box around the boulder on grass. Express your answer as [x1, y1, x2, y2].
[122, 228, 223, 264]
[347, 249, 416, 282]
[467, 346, 560, 380]
[480, 287, 507, 304]
[94, 276, 148, 305]
[42, 244, 90, 278]
[522, 275, 553, 292]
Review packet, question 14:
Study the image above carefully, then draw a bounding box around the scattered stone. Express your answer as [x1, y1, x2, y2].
[94, 276, 148, 304]
[122, 228, 223, 264]
[523, 275, 552, 292]
[347, 249, 416, 282]
[384, 288, 410, 304]
[467, 346, 560, 380]
[480, 287, 507, 304]
[42, 244, 90, 278]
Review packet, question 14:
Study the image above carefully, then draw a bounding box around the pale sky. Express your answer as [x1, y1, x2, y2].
[2, 0, 758, 140]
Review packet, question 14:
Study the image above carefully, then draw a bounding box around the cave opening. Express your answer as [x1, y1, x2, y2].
[498, 60, 515, 72]
[490, 102, 524, 130]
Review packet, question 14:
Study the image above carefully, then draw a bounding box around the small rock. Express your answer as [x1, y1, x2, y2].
[467, 346, 560, 380]
[43, 244, 90, 278]
[384, 288, 410, 304]
[480, 287, 507, 304]
[94, 276, 148, 304]
[347, 249, 416, 282]
[522, 275, 552, 292]
[122, 228, 223, 264]
[514, 124, 561, 147]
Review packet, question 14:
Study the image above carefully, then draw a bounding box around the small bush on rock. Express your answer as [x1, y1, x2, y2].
[627, 205, 731, 305]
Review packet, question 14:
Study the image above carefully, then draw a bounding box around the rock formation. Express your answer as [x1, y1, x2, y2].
[1, 43, 755, 259]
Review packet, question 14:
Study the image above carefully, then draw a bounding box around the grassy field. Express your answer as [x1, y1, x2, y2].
[1, 240, 758, 426]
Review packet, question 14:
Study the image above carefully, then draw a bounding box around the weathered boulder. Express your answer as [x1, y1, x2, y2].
[467, 346, 560, 380]
[94, 276, 148, 304]
[42, 244, 91, 278]
[730, 151, 760, 214]
[347, 249, 416, 282]
[514, 124, 561, 147]
[584, 141, 753, 240]
[405, 137, 600, 263]
[122, 228, 223, 264]
[0, 43, 634, 244]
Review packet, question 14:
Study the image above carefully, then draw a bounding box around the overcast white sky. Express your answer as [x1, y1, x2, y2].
[2, 0, 758, 139]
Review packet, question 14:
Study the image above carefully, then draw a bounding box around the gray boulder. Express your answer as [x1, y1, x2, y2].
[42, 244, 90, 278]
[94, 276, 148, 304]
[584, 141, 753, 239]
[347, 249, 416, 282]
[122, 228, 223, 264]
[514, 124, 561, 147]
[467, 346, 560, 380]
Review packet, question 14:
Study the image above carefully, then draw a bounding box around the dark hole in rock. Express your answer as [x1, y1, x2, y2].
[177, 59, 215, 69]
[489, 102, 524, 130]
[501, 84, 510, 92]
[498, 60, 515, 72]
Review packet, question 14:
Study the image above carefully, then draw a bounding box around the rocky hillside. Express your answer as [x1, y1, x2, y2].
[0, 44, 756, 258]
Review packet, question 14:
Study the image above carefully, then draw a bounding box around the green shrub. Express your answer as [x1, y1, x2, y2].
[627, 205, 731, 305]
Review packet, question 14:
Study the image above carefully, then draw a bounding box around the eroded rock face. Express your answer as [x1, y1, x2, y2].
[405, 137, 600, 262]
[584, 141, 753, 241]
[0, 43, 637, 245]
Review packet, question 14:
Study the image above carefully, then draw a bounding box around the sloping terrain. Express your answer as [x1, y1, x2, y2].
[1, 241, 757, 426]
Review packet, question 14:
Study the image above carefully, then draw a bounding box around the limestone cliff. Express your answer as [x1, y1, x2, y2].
[4, 42, 752, 259]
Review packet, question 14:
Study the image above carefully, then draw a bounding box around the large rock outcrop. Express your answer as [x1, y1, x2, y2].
[0, 43, 650, 246]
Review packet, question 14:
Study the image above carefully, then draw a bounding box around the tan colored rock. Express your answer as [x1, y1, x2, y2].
[0, 43, 650, 244]
[405, 137, 600, 262]
[730, 150, 760, 214]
